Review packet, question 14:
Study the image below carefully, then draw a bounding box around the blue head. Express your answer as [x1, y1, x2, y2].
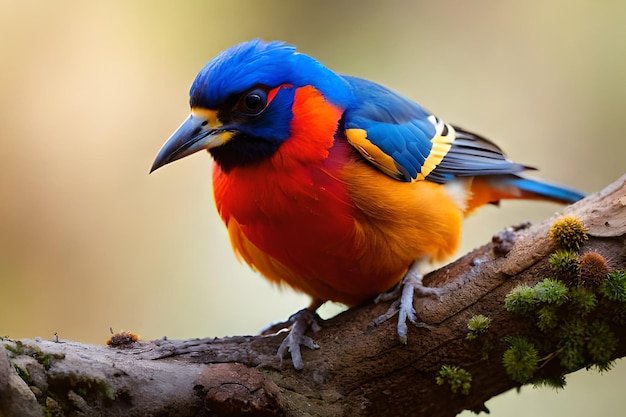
[151, 40, 351, 173]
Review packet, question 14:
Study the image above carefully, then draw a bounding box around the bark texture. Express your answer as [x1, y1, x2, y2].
[1, 175, 625, 417]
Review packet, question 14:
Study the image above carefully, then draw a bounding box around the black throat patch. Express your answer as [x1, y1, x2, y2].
[209, 133, 282, 172]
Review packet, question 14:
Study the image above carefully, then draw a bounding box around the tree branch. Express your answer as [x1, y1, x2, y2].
[2, 175, 625, 417]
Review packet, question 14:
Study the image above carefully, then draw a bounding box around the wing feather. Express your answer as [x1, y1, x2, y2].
[340, 75, 529, 183]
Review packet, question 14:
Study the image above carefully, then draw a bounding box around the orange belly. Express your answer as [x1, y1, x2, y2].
[213, 153, 465, 306]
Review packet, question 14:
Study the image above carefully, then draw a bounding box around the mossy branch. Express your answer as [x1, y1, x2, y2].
[1, 174, 625, 417]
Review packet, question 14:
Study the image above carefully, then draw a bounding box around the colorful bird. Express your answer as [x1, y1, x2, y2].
[151, 40, 584, 369]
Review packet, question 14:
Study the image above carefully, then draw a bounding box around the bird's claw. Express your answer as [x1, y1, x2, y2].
[277, 308, 320, 370]
[370, 265, 446, 343]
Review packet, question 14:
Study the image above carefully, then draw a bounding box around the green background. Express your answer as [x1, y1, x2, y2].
[1, 1, 624, 415]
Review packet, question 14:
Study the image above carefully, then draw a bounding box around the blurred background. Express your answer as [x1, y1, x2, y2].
[0, 1, 624, 415]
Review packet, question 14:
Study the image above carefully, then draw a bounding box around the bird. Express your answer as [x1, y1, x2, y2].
[151, 39, 584, 369]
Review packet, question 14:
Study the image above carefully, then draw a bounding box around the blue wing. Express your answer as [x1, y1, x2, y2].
[341, 75, 529, 183]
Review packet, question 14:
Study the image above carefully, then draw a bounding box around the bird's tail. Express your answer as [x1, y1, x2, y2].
[506, 176, 585, 204]
[466, 174, 585, 213]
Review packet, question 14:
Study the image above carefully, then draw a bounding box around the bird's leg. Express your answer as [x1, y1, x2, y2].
[370, 261, 446, 343]
[276, 301, 322, 370]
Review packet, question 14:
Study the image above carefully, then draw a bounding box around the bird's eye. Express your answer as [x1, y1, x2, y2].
[235, 87, 269, 116]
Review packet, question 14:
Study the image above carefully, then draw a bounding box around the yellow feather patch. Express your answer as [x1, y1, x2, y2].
[191, 108, 221, 128]
[345, 128, 405, 180]
[346, 117, 455, 182]
[416, 116, 455, 181]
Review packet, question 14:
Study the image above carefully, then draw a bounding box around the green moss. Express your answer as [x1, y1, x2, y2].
[35, 351, 64, 371]
[3, 341, 64, 371]
[436, 365, 472, 395]
[532, 375, 567, 390]
[557, 320, 586, 371]
[505, 278, 570, 315]
[502, 337, 539, 383]
[4, 340, 25, 357]
[534, 278, 569, 306]
[505, 285, 538, 315]
[500, 228, 622, 387]
[505, 272, 622, 373]
[13, 364, 33, 385]
[599, 270, 626, 303]
[549, 250, 580, 285]
[568, 287, 597, 315]
[586, 321, 617, 372]
[536, 306, 559, 331]
[466, 315, 491, 340]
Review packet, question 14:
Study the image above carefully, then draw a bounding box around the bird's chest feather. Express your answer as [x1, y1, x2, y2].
[212, 86, 361, 280]
[212, 140, 357, 264]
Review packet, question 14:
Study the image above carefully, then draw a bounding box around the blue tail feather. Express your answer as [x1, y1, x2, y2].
[510, 177, 585, 204]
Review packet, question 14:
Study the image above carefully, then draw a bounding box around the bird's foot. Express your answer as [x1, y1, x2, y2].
[277, 308, 321, 370]
[369, 265, 446, 343]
